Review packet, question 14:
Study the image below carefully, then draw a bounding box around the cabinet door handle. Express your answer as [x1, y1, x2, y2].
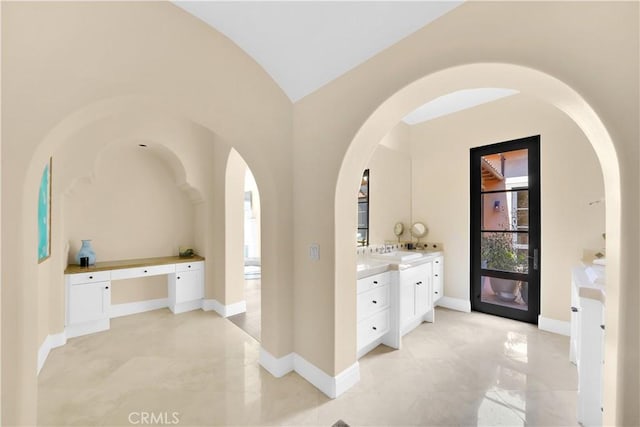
[105, 286, 109, 290]
[372, 326, 377, 331]
[435, 261, 439, 264]
[434, 274, 438, 277]
[372, 300, 377, 304]
[600, 324, 605, 330]
[435, 291, 439, 294]
[177, 276, 181, 280]
[89, 276, 93, 279]
[188, 265, 191, 268]
[373, 280, 378, 284]
[571, 306, 579, 312]
[144, 270, 148, 273]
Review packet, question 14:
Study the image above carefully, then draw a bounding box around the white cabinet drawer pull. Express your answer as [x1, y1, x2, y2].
[105, 286, 109, 290]
[372, 300, 377, 304]
[373, 280, 378, 284]
[177, 276, 181, 280]
[89, 276, 93, 279]
[372, 326, 377, 331]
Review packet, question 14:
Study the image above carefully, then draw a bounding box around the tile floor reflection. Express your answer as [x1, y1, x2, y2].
[38, 308, 577, 426]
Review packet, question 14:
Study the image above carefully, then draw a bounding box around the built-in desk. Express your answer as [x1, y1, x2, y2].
[64, 255, 205, 338]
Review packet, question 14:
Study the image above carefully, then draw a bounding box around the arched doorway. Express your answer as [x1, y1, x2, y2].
[335, 63, 621, 418]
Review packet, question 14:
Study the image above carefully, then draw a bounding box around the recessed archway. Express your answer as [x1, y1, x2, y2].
[335, 62, 621, 417]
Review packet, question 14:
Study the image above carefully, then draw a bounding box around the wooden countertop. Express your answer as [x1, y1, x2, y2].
[65, 255, 205, 274]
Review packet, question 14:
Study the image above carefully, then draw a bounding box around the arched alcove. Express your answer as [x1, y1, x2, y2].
[335, 63, 621, 416]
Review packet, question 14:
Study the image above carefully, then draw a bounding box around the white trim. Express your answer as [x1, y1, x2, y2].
[259, 348, 294, 377]
[436, 296, 471, 313]
[258, 348, 361, 398]
[170, 299, 203, 314]
[293, 354, 359, 399]
[225, 300, 247, 316]
[110, 298, 168, 318]
[202, 298, 225, 314]
[202, 299, 247, 317]
[538, 315, 571, 336]
[37, 332, 67, 375]
[333, 361, 361, 398]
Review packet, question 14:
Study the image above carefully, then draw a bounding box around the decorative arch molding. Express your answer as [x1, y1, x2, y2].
[335, 62, 621, 416]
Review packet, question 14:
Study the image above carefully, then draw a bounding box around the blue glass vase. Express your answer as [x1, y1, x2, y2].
[76, 239, 96, 265]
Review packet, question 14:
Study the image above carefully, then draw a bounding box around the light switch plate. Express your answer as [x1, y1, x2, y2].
[309, 243, 320, 261]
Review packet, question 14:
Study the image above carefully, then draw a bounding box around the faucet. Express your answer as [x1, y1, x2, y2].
[383, 243, 394, 254]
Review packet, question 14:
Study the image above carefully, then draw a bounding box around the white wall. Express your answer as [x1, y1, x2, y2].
[410, 94, 605, 322]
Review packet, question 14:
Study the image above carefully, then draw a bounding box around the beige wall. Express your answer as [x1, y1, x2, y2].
[62, 143, 196, 308]
[410, 94, 605, 322]
[64, 144, 196, 262]
[366, 123, 412, 244]
[1, 1, 638, 425]
[225, 149, 246, 304]
[296, 2, 637, 424]
[2, 2, 293, 424]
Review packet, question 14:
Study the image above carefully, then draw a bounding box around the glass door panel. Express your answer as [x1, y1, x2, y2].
[471, 137, 540, 324]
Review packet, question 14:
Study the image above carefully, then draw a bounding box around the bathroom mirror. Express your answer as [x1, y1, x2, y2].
[410, 222, 428, 239]
[393, 222, 404, 237]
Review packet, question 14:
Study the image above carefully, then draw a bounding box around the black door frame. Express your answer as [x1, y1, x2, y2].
[470, 135, 541, 324]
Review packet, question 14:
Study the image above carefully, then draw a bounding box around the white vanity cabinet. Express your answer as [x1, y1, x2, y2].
[65, 271, 111, 338]
[571, 265, 605, 427]
[432, 256, 444, 304]
[169, 261, 204, 314]
[356, 271, 395, 358]
[65, 256, 205, 339]
[399, 262, 433, 336]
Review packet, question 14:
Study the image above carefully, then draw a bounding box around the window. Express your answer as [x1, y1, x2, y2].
[357, 169, 369, 246]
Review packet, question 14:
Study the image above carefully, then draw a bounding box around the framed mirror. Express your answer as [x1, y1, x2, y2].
[393, 222, 404, 237]
[410, 222, 428, 239]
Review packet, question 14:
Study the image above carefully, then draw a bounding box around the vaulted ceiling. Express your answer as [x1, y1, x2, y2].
[173, 1, 517, 124]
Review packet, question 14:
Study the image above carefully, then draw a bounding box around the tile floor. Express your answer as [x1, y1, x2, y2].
[228, 279, 261, 341]
[38, 308, 577, 426]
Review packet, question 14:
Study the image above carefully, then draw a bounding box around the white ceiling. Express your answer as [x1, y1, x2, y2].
[173, 1, 517, 124]
[174, 1, 463, 102]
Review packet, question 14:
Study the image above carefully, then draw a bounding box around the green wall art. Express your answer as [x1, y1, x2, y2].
[38, 158, 51, 263]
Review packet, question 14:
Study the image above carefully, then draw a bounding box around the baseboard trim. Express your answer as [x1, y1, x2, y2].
[110, 298, 169, 318]
[169, 299, 203, 314]
[258, 347, 360, 399]
[437, 296, 471, 313]
[259, 348, 294, 378]
[202, 299, 247, 317]
[538, 315, 571, 336]
[37, 332, 67, 375]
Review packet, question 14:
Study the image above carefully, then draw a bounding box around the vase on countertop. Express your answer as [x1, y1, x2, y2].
[76, 239, 96, 265]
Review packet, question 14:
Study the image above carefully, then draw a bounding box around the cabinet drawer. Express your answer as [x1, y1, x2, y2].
[357, 271, 391, 293]
[68, 271, 110, 285]
[175, 261, 204, 273]
[110, 264, 175, 280]
[357, 284, 390, 321]
[357, 309, 390, 350]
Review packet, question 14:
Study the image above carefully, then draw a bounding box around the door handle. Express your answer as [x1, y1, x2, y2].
[529, 249, 539, 270]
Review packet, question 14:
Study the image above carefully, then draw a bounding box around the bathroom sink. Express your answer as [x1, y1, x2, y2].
[371, 250, 423, 262]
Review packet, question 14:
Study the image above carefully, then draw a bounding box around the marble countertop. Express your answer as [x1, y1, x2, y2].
[356, 250, 443, 279]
